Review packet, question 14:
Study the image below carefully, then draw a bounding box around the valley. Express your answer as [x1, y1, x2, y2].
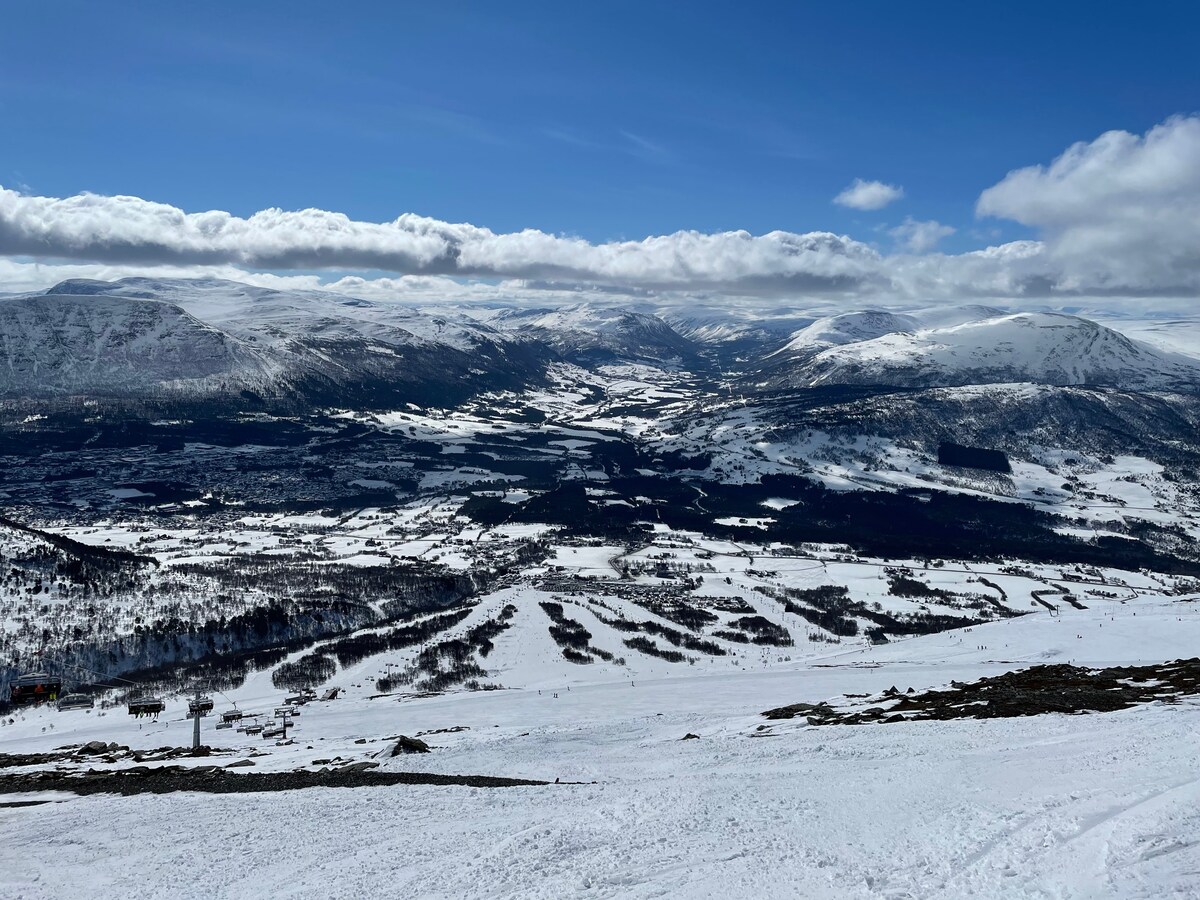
[2, 278, 1200, 897]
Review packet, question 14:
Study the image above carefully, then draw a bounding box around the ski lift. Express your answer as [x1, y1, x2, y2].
[128, 695, 165, 718]
[188, 695, 214, 717]
[284, 687, 317, 705]
[9, 672, 63, 706]
[219, 709, 244, 724]
[57, 692, 94, 711]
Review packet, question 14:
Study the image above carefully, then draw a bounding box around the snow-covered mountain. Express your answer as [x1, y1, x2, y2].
[0, 293, 279, 397]
[62, 277, 510, 353]
[1, 278, 548, 404]
[658, 306, 814, 349]
[772, 310, 921, 356]
[480, 304, 698, 362]
[762, 311, 1200, 391]
[6, 278, 1200, 406]
[1, 279, 713, 403]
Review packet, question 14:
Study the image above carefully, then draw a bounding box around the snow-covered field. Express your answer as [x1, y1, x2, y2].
[3, 595, 1199, 899]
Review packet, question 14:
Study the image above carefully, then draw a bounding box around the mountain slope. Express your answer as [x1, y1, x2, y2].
[773, 310, 920, 357]
[762, 312, 1200, 390]
[482, 304, 698, 362]
[0, 293, 278, 397]
[3, 279, 550, 406]
[73, 277, 511, 353]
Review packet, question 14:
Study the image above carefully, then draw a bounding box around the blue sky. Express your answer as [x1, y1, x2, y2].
[2, 0, 1196, 255]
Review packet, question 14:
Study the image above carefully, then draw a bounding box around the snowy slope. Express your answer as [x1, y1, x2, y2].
[482, 304, 698, 361]
[907, 303, 1005, 329]
[773, 309, 920, 356]
[657, 305, 814, 349]
[0, 293, 277, 396]
[77, 276, 510, 353]
[771, 311, 1200, 390]
[3, 278, 548, 404]
[3, 594, 1200, 899]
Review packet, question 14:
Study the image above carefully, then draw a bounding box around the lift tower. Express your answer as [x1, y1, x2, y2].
[186, 691, 214, 750]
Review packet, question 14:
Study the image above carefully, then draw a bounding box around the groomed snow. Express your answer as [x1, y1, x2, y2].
[3, 597, 1200, 898]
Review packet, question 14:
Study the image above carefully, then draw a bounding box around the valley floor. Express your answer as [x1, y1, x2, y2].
[3, 599, 1200, 899]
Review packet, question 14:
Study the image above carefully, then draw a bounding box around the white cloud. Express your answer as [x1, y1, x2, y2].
[889, 217, 956, 253]
[833, 178, 904, 211]
[977, 114, 1200, 294]
[3, 114, 1200, 309]
[0, 187, 884, 295]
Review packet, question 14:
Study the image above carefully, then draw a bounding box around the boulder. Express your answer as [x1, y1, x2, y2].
[388, 735, 431, 756]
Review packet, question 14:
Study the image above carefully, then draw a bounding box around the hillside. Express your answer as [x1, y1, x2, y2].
[0, 279, 549, 407]
[762, 311, 1200, 390]
[0, 294, 278, 397]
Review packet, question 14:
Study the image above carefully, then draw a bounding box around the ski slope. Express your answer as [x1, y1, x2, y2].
[3, 596, 1199, 899]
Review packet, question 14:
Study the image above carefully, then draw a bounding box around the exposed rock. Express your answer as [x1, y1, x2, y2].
[761, 701, 833, 721]
[387, 736, 431, 756]
[0, 767, 549, 796]
[765, 658, 1200, 726]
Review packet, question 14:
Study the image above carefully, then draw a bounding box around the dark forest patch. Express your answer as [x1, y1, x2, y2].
[937, 442, 1012, 473]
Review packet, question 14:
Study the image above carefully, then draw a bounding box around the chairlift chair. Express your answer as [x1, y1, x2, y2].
[10, 672, 63, 706]
[128, 696, 165, 717]
[188, 695, 214, 716]
[56, 692, 95, 711]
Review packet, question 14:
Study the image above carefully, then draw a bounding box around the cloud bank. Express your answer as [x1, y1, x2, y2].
[0, 187, 884, 294]
[1, 115, 1198, 306]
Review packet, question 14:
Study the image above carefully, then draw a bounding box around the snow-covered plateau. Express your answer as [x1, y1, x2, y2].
[2, 277, 1200, 898]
